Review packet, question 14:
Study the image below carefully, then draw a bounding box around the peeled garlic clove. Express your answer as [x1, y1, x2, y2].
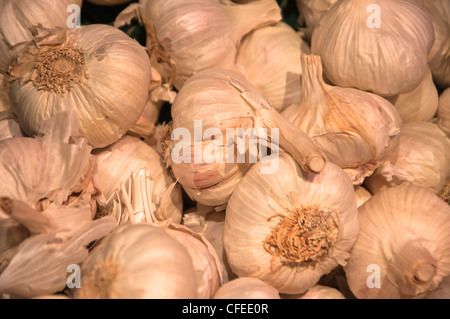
[223, 151, 359, 294]
[344, 185, 450, 299]
[235, 21, 310, 111]
[72, 224, 199, 299]
[438, 88, 450, 137]
[0, 216, 116, 298]
[282, 54, 402, 185]
[162, 222, 223, 298]
[364, 121, 450, 196]
[311, 0, 435, 96]
[387, 67, 439, 123]
[0, 0, 83, 72]
[9, 24, 151, 149]
[213, 277, 280, 299]
[415, 0, 450, 90]
[282, 284, 346, 299]
[93, 135, 183, 225]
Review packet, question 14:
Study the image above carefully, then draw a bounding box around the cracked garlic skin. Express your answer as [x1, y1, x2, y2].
[8, 24, 151, 149]
[73, 224, 199, 299]
[223, 151, 359, 294]
[311, 0, 435, 97]
[344, 184, 450, 299]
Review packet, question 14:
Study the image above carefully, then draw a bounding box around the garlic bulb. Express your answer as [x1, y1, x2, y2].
[387, 67, 439, 123]
[235, 21, 310, 111]
[115, 0, 282, 90]
[223, 151, 359, 294]
[311, 0, 435, 96]
[0, 216, 116, 298]
[165, 67, 325, 207]
[92, 135, 183, 225]
[415, 0, 450, 89]
[364, 121, 450, 196]
[162, 222, 222, 298]
[9, 24, 151, 148]
[213, 277, 280, 299]
[282, 54, 402, 185]
[283, 284, 346, 299]
[72, 224, 199, 299]
[344, 185, 450, 299]
[438, 88, 450, 137]
[0, 0, 83, 72]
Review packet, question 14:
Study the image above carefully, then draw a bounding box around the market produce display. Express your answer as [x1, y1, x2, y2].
[0, 0, 449, 300]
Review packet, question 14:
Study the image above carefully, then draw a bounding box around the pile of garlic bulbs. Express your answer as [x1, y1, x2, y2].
[0, 0, 449, 300]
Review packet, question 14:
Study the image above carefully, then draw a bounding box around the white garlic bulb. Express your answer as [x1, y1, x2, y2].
[0, 0, 83, 72]
[364, 121, 450, 196]
[9, 24, 151, 148]
[311, 0, 435, 96]
[223, 151, 359, 294]
[415, 0, 450, 89]
[72, 224, 199, 299]
[235, 21, 310, 111]
[344, 185, 450, 299]
[115, 0, 282, 90]
[282, 54, 402, 185]
[387, 67, 439, 123]
[165, 67, 325, 207]
[438, 88, 450, 137]
[92, 135, 183, 225]
[213, 277, 280, 299]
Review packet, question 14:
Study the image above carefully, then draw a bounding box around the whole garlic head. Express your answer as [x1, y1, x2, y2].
[311, 0, 435, 96]
[223, 151, 359, 294]
[345, 185, 450, 299]
[9, 25, 151, 149]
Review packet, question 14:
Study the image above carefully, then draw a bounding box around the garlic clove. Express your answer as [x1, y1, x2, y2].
[344, 184, 450, 299]
[311, 0, 435, 96]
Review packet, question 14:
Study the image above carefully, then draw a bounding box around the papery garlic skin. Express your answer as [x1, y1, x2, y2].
[163, 222, 222, 298]
[354, 186, 372, 209]
[415, 0, 450, 89]
[9, 24, 151, 149]
[364, 121, 450, 196]
[0, 0, 83, 72]
[311, 0, 435, 96]
[282, 54, 402, 185]
[73, 224, 199, 299]
[296, 0, 339, 40]
[387, 67, 439, 123]
[93, 135, 183, 224]
[213, 277, 280, 299]
[235, 21, 310, 111]
[344, 185, 450, 299]
[223, 152, 359, 294]
[0, 119, 22, 141]
[438, 88, 450, 137]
